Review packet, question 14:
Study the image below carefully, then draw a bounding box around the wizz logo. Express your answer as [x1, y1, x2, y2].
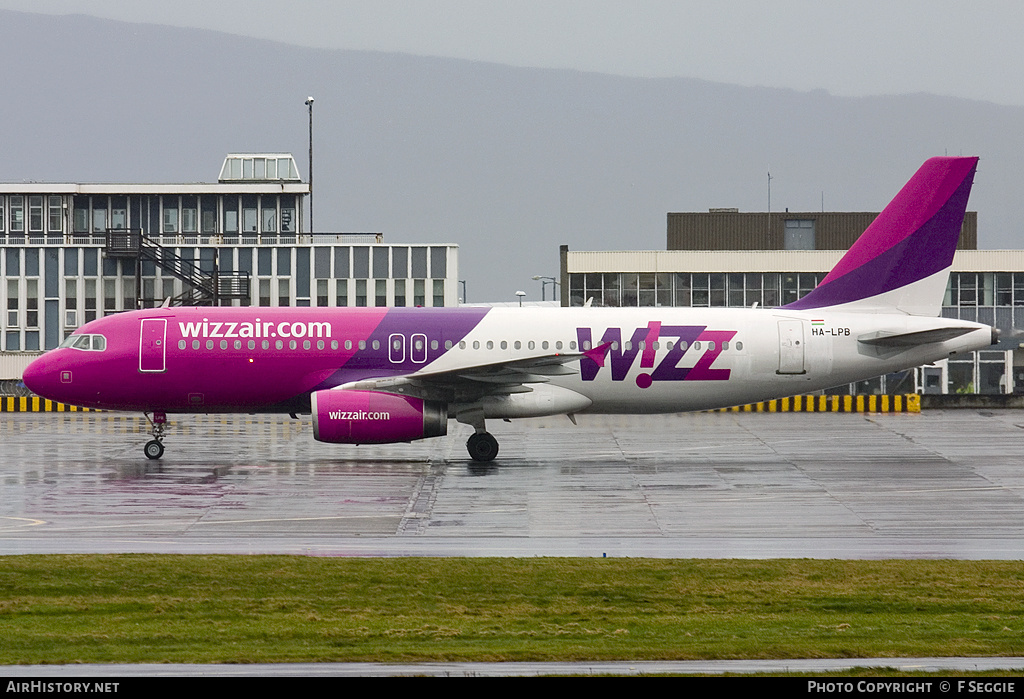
[576, 322, 737, 388]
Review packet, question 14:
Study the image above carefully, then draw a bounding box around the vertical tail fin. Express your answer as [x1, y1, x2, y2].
[784, 157, 978, 316]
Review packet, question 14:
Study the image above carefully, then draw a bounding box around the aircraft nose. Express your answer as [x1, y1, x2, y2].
[22, 354, 58, 399]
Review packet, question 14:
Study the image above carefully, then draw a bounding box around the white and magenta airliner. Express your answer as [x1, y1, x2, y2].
[23, 157, 996, 462]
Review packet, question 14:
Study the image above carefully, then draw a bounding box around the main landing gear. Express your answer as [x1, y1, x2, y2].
[466, 432, 499, 462]
[143, 411, 167, 460]
[457, 407, 500, 462]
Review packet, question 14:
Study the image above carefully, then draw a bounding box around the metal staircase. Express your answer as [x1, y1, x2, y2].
[104, 229, 250, 307]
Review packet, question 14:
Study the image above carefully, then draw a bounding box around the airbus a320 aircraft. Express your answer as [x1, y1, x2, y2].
[23, 157, 996, 462]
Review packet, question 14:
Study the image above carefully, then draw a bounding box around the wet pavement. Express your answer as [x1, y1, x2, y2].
[3, 409, 1024, 558]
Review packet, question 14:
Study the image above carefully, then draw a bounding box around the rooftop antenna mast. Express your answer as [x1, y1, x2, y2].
[305, 96, 314, 234]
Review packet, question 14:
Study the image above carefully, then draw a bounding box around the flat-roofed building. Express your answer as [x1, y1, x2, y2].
[0, 154, 459, 383]
[560, 210, 1018, 395]
[667, 210, 977, 251]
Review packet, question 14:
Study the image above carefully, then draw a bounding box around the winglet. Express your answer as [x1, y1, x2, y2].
[784, 157, 978, 316]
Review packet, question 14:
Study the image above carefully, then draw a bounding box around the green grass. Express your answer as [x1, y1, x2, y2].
[1, 556, 1023, 664]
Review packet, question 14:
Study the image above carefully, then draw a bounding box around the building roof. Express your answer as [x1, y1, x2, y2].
[565, 249, 1024, 274]
[0, 183, 309, 194]
[0, 153, 308, 194]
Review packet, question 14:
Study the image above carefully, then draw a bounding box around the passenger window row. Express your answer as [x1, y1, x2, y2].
[579, 339, 744, 352]
[173, 337, 744, 353]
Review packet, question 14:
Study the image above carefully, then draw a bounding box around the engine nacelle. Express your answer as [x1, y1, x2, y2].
[311, 390, 447, 444]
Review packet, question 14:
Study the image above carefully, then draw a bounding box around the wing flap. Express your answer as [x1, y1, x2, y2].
[339, 352, 584, 403]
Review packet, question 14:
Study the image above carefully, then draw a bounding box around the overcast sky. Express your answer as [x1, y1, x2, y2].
[4, 0, 1024, 106]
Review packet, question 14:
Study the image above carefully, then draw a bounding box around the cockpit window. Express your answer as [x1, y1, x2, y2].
[60, 333, 107, 352]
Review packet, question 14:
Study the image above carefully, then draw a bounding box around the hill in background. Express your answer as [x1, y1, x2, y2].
[1, 10, 1020, 300]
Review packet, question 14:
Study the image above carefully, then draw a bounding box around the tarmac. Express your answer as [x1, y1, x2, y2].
[3, 408, 1024, 558]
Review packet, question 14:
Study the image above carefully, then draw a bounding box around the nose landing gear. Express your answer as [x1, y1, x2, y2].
[143, 411, 167, 460]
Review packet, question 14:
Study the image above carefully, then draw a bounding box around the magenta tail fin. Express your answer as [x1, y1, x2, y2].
[784, 157, 978, 316]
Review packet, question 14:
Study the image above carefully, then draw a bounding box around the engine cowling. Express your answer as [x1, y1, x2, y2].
[311, 389, 447, 444]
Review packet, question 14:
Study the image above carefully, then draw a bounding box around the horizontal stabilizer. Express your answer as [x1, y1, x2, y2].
[857, 327, 974, 348]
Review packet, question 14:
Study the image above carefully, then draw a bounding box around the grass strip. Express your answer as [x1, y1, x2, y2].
[1, 556, 1023, 664]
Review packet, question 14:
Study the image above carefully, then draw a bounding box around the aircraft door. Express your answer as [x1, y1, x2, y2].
[139, 318, 167, 373]
[777, 320, 806, 375]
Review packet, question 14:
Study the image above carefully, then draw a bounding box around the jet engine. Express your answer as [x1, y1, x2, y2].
[311, 389, 447, 444]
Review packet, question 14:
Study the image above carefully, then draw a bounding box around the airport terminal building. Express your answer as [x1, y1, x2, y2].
[560, 210, 1021, 395]
[0, 153, 459, 381]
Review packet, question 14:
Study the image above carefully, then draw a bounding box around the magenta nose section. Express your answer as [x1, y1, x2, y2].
[22, 354, 62, 400]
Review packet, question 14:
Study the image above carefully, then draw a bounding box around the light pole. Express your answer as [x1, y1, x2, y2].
[532, 275, 559, 302]
[305, 96, 314, 234]
[515, 290, 526, 307]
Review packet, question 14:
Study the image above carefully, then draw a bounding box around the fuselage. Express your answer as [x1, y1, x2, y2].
[20, 156, 989, 464]
[23, 305, 994, 416]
